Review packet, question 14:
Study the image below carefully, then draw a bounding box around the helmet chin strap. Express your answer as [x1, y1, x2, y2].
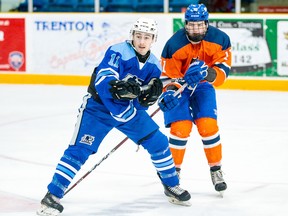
[186, 34, 205, 43]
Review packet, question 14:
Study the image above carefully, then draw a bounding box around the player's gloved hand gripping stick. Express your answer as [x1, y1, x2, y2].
[158, 82, 192, 112]
[109, 78, 163, 107]
[159, 58, 205, 112]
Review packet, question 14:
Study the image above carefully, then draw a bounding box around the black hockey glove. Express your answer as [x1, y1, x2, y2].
[204, 67, 217, 83]
[109, 80, 141, 100]
[138, 78, 163, 107]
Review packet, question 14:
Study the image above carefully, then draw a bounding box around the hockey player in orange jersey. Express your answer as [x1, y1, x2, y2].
[158, 3, 232, 195]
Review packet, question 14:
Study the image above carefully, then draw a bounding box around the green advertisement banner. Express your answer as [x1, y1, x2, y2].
[173, 18, 288, 77]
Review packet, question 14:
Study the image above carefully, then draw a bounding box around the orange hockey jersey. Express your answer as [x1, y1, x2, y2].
[161, 26, 232, 87]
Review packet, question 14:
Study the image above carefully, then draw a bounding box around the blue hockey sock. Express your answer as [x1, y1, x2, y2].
[47, 145, 92, 198]
[141, 130, 179, 187]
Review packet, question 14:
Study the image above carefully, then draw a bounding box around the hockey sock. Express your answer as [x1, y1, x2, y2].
[141, 130, 179, 187]
[47, 145, 93, 198]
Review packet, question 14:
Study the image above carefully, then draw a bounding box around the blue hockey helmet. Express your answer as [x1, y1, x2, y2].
[185, 4, 209, 22]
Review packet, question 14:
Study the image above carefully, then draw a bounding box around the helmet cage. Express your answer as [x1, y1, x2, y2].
[184, 4, 209, 42]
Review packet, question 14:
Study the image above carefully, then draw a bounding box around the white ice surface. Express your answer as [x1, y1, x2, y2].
[0, 84, 288, 216]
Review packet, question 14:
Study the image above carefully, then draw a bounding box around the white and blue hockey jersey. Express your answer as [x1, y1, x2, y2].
[89, 40, 162, 122]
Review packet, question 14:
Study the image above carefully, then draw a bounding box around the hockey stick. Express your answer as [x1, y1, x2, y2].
[64, 106, 161, 196]
[64, 82, 188, 196]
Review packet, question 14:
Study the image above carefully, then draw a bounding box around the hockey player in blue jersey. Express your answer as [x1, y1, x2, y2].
[37, 17, 191, 216]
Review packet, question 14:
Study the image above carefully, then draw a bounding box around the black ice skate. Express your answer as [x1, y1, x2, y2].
[36, 192, 64, 216]
[157, 172, 191, 206]
[210, 166, 227, 197]
[163, 184, 191, 206]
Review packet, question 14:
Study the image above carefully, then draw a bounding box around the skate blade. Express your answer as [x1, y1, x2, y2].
[36, 204, 60, 216]
[218, 191, 224, 198]
[167, 197, 192, 207]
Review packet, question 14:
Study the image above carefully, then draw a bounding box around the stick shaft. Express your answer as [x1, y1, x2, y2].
[64, 83, 189, 196]
[64, 106, 161, 196]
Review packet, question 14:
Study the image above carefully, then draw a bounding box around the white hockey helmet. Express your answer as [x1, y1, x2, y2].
[130, 17, 158, 42]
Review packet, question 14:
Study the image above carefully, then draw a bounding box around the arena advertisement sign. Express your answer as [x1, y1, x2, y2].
[173, 18, 273, 76]
[0, 18, 26, 72]
[28, 18, 127, 74]
[0, 14, 286, 78]
[27, 14, 169, 75]
[209, 19, 272, 75]
[277, 21, 288, 76]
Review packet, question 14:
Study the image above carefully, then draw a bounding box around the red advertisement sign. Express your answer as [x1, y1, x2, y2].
[258, 6, 288, 13]
[0, 18, 26, 72]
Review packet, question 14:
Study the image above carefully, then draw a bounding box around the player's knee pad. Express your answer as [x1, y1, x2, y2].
[195, 117, 219, 137]
[63, 145, 93, 166]
[141, 130, 168, 155]
[170, 120, 192, 138]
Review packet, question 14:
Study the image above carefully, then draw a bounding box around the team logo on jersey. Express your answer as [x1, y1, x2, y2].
[8, 51, 24, 71]
[80, 134, 95, 145]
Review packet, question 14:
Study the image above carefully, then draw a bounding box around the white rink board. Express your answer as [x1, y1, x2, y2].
[1, 13, 288, 77]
